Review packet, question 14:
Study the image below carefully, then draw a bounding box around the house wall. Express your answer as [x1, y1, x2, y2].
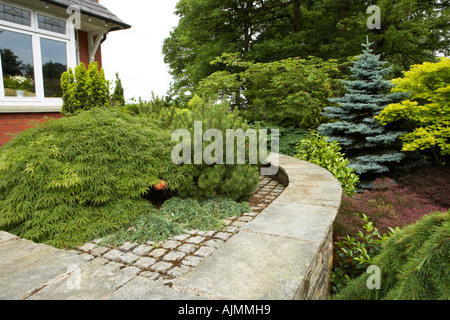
[0, 0, 103, 147]
[0, 113, 63, 146]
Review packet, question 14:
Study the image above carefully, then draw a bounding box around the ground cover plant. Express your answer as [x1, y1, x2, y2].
[331, 165, 449, 296]
[334, 177, 448, 238]
[0, 108, 186, 249]
[101, 197, 251, 246]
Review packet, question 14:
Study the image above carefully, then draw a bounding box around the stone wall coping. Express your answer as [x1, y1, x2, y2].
[172, 153, 343, 300]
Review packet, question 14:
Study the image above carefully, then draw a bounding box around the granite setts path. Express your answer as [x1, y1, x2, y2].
[0, 154, 342, 300]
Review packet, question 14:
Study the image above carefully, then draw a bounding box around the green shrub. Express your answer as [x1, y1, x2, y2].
[0, 108, 184, 249]
[175, 99, 260, 200]
[61, 62, 110, 116]
[111, 72, 125, 106]
[136, 97, 260, 201]
[295, 132, 360, 196]
[331, 215, 399, 294]
[376, 57, 450, 165]
[101, 197, 251, 246]
[332, 210, 450, 300]
[197, 53, 343, 129]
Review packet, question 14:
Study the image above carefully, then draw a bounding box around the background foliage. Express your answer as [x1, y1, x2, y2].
[377, 58, 450, 165]
[163, 0, 449, 95]
[198, 54, 343, 129]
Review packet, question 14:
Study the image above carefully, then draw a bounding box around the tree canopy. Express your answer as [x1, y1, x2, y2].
[163, 0, 450, 96]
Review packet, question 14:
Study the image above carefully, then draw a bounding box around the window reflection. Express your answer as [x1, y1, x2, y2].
[40, 38, 67, 97]
[0, 29, 36, 97]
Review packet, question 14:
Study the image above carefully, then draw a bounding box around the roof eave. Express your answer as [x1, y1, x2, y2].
[40, 0, 132, 30]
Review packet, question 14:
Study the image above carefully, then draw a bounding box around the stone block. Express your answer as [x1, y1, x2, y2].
[243, 201, 337, 243]
[162, 240, 181, 250]
[149, 248, 167, 259]
[134, 257, 156, 269]
[174, 230, 319, 300]
[177, 243, 197, 254]
[132, 244, 153, 256]
[163, 251, 186, 262]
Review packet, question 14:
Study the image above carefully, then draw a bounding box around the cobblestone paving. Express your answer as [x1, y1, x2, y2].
[75, 175, 286, 285]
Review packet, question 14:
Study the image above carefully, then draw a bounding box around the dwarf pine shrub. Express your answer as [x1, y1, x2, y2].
[332, 210, 450, 300]
[142, 97, 261, 201]
[176, 99, 261, 200]
[0, 108, 184, 249]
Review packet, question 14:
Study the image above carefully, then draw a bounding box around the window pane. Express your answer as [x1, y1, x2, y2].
[0, 4, 31, 26]
[0, 29, 36, 97]
[40, 38, 67, 97]
[37, 14, 66, 35]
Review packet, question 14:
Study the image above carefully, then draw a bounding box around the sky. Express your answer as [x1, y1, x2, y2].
[100, 0, 180, 102]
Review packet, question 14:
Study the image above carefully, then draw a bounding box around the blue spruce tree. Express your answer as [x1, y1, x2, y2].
[318, 39, 407, 186]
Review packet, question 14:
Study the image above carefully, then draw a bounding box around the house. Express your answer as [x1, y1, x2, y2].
[0, 0, 131, 146]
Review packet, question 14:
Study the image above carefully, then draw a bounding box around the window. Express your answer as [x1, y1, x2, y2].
[0, 3, 31, 26]
[37, 14, 66, 35]
[0, 1, 74, 106]
[0, 29, 36, 97]
[40, 38, 67, 97]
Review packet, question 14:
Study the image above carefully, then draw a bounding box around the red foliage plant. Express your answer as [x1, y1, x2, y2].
[395, 166, 450, 209]
[334, 177, 447, 239]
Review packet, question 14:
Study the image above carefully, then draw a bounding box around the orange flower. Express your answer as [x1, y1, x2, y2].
[154, 180, 167, 191]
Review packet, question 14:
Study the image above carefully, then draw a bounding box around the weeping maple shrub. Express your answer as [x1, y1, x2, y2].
[335, 177, 447, 238]
[0, 108, 185, 249]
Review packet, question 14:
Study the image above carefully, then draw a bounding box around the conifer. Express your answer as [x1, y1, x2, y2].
[318, 39, 407, 186]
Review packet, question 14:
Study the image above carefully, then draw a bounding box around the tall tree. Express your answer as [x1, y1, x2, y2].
[163, 0, 449, 97]
[318, 39, 407, 186]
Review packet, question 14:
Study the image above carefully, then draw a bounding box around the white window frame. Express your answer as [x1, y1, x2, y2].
[0, 0, 77, 112]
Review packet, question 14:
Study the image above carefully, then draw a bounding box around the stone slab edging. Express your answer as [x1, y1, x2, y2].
[0, 154, 342, 300]
[173, 153, 343, 300]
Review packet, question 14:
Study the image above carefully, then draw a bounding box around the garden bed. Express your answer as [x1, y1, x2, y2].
[74, 175, 286, 284]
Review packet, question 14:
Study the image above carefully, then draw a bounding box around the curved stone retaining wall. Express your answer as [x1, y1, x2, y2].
[173, 153, 343, 300]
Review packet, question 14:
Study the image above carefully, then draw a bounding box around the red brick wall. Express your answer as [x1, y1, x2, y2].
[0, 113, 63, 147]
